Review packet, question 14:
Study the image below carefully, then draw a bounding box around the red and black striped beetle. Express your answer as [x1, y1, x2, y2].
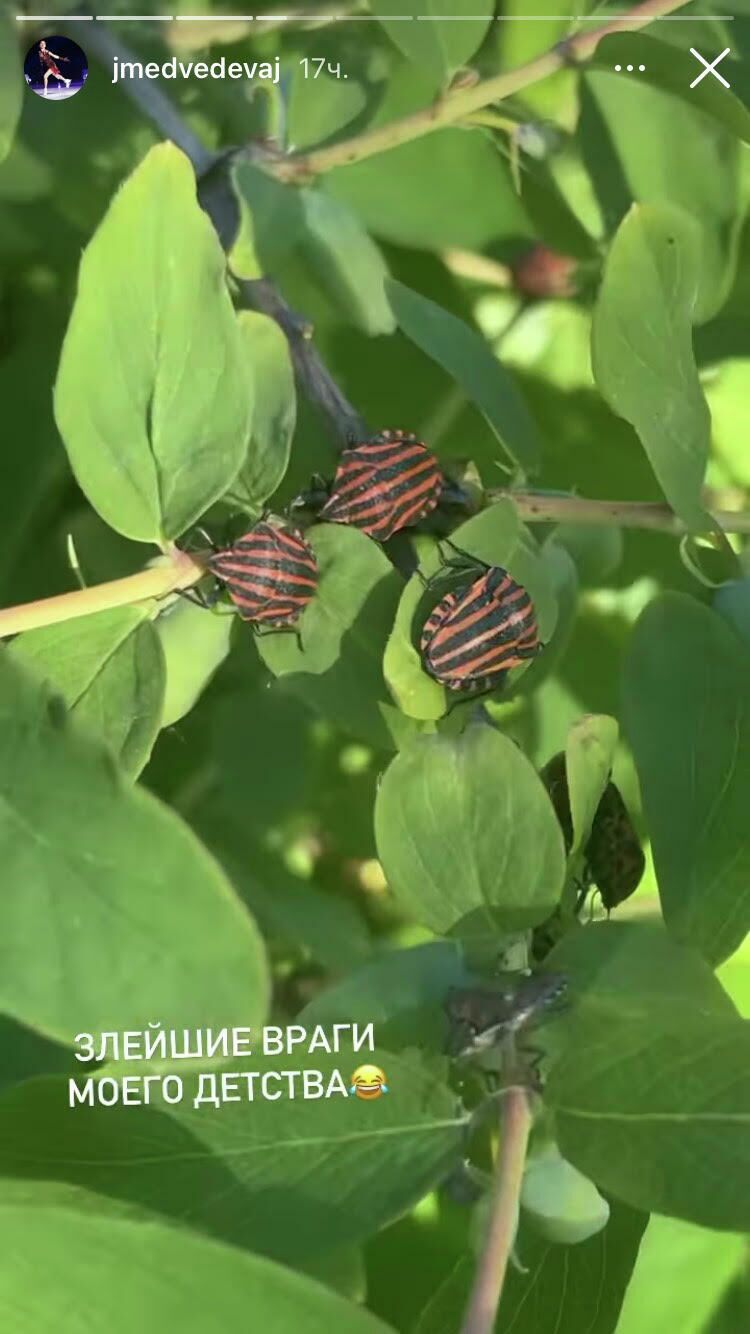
[419, 554, 542, 695]
[317, 429, 444, 542]
[205, 519, 318, 631]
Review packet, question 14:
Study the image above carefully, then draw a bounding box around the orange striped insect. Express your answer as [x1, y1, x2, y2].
[206, 520, 318, 630]
[319, 429, 443, 541]
[420, 558, 542, 695]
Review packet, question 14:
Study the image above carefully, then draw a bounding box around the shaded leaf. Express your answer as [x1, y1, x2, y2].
[387, 279, 540, 478]
[0, 1048, 467, 1262]
[0, 6, 21, 165]
[10, 606, 165, 779]
[0, 1200, 394, 1332]
[622, 594, 750, 964]
[548, 1011, 750, 1231]
[300, 189, 396, 336]
[414, 1200, 647, 1334]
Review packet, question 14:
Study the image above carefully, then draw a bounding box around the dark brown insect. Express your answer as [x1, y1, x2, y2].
[540, 751, 645, 910]
[420, 562, 542, 695]
[207, 520, 317, 628]
[319, 429, 443, 541]
[444, 973, 568, 1060]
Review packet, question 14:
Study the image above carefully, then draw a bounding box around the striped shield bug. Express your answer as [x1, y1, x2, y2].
[205, 519, 318, 632]
[419, 553, 542, 696]
[316, 429, 444, 542]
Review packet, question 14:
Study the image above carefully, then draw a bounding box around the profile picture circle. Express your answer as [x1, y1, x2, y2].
[24, 35, 88, 101]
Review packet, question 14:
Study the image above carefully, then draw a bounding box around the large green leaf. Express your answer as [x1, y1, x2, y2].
[591, 205, 713, 534]
[387, 279, 540, 478]
[0, 1048, 466, 1262]
[383, 502, 558, 721]
[225, 311, 296, 513]
[0, 7, 21, 165]
[548, 1011, 750, 1231]
[54, 143, 250, 543]
[414, 1201, 647, 1334]
[10, 606, 165, 779]
[0, 1200, 394, 1332]
[374, 723, 566, 938]
[545, 923, 749, 1231]
[622, 594, 750, 965]
[0, 652, 267, 1043]
[371, 1, 494, 81]
[257, 524, 405, 749]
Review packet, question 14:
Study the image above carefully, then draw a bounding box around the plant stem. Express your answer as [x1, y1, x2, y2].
[490, 490, 750, 535]
[0, 549, 207, 639]
[460, 1085, 533, 1334]
[276, 0, 690, 180]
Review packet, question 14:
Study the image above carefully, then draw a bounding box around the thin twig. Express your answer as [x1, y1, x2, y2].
[490, 490, 750, 535]
[460, 1085, 533, 1334]
[0, 549, 207, 639]
[275, 0, 691, 180]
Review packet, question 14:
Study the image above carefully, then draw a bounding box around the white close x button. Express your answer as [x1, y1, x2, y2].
[689, 48, 731, 89]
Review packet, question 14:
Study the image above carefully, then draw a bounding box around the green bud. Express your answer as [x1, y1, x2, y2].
[520, 1143, 610, 1244]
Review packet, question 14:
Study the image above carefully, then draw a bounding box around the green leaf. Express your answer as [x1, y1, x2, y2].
[327, 67, 530, 252]
[548, 1011, 750, 1232]
[301, 941, 474, 1051]
[622, 594, 750, 965]
[299, 189, 396, 336]
[546, 921, 739, 1029]
[387, 279, 540, 478]
[616, 1214, 746, 1334]
[225, 311, 296, 513]
[54, 143, 250, 543]
[0, 1201, 394, 1332]
[371, 1, 494, 81]
[591, 205, 713, 534]
[0, 1049, 467, 1262]
[257, 524, 404, 749]
[374, 723, 566, 938]
[588, 36, 750, 147]
[415, 1200, 647, 1334]
[154, 600, 234, 729]
[383, 502, 558, 721]
[564, 714, 618, 856]
[582, 69, 742, 321]
[287, 71, 368, 151]
[10, 606, 165, 779]
[0, 652, 268, 1043]
[0, 7, 21, 165]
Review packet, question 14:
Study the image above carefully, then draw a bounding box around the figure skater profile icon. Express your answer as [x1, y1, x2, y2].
[38, 39, 71, 95]
[24, 34, 88, 101]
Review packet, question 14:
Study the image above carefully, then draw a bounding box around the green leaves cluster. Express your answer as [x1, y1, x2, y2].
[3, 12, 750, 1332]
